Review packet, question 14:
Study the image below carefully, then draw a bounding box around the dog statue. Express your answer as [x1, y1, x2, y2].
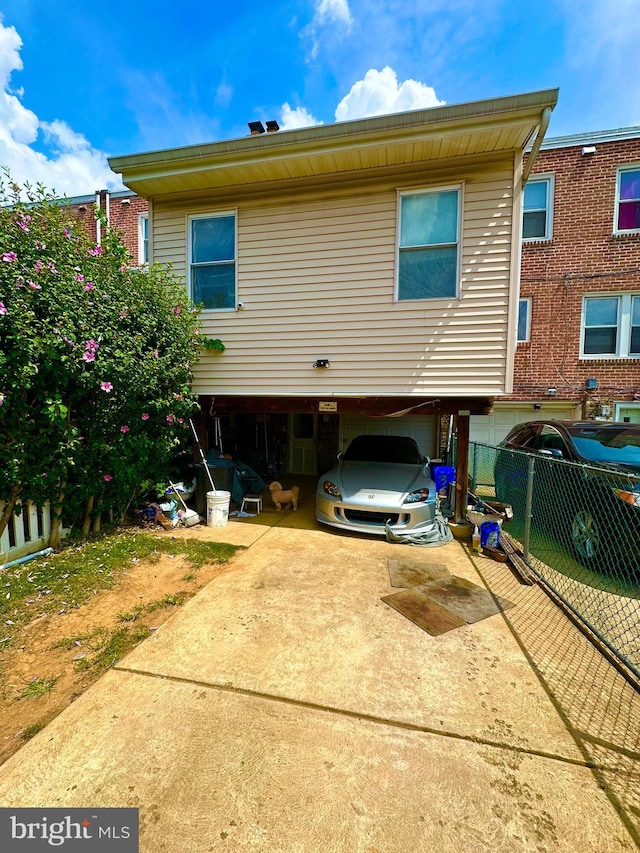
[269, 481, 299, 511]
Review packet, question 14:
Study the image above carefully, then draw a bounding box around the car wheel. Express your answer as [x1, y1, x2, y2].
[571, 508, 602, 565]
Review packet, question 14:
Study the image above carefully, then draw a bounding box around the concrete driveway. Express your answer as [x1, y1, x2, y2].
[0, 498, 638, 851]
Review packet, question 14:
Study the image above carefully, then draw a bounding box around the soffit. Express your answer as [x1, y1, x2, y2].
[110, 89, 558, 198]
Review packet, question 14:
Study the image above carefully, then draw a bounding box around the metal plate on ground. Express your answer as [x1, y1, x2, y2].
[381, 589, 466, 636]
[387, 560, 450, 589]
[413, 575, 514, 624]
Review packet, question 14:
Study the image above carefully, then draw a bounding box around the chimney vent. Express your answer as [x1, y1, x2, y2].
[266, 120, 280, 133]
[248, 121, 265, 135]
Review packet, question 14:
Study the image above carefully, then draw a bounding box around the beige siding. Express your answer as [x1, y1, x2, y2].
[153, 161, 515, 397]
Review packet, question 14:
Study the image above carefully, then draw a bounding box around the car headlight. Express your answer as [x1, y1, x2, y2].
[323, 480, 342, 499]
[404, 488, 430, 504]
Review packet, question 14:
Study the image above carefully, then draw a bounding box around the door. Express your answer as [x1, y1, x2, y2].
[289, 414, 317, 475]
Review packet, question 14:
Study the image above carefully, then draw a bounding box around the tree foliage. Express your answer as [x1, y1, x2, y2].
[0, 176, 208, 546]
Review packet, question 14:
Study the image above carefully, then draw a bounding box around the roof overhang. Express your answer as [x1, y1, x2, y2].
[109, 89, 558, 198]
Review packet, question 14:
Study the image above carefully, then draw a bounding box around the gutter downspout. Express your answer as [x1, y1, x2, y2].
[522, 107, 552, 184]
[95, 190, 101, 245]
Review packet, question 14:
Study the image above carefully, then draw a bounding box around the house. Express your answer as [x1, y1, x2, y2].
[470, 125, 640, 444]
[109, 89, 558, 488]
[66, 189, 149, 267]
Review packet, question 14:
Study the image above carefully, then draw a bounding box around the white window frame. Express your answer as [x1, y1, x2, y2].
[138, 213, 149, 266]
[395, 185, 462, 302]
[517, 297, 531, 343]
[522, 174, 554, 242]
[581, 293, 640, 359]
[613, 164, 640, 235]
[188, 211, 237, 311]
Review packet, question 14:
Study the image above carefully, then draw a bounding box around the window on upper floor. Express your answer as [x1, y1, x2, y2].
[397, 187, 460, 300]
[523, 175, 554, 241]
[615, 166, 640, 233]
[138, 213, 149, 265]
[582, 294, 640, 358]
[189, 212, 237, 310]
[517, 297, 531, 342]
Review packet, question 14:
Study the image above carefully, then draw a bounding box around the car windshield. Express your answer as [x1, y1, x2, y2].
[342, 435, 423, 465]
[568, 425, 640, 465]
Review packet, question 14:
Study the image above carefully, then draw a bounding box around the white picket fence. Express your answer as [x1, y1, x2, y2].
[0, 500, 52, 565]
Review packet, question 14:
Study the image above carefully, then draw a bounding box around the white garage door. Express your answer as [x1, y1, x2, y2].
[470, 404, 580, 447]
[341, 414, 437, 458]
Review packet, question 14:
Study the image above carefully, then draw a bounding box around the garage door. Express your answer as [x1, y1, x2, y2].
[341, 414, 437, 458]
[470, 404, 580, 447]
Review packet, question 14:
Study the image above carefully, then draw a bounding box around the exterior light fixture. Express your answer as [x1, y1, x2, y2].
[121, 198, 131, 205]
[545, 387, 557, 396]
[248, 121, 266, 135]
[581, 146, 597, 156]
[313, 359, 330, 369]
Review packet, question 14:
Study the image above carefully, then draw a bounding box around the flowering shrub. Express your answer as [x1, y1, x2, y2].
[0, 175, 207, 546]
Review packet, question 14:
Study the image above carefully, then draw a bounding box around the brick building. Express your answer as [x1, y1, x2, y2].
[471, 126, 640, 444]
[67, 189, 149, 267]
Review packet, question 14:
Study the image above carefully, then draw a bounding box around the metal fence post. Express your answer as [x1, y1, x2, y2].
[471, 443, 478, 492]
[523, 455, 535, 561]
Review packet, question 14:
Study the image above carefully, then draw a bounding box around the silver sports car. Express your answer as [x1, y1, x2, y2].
[315, 434, 438, 536]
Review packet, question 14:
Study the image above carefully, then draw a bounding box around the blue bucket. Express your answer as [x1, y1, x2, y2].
[480, 520, 501, 548]
[433, 465, 456, 493]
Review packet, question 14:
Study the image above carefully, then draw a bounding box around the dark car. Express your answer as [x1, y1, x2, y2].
[494, 420, 640, 570]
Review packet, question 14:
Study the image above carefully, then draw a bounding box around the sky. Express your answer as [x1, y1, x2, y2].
[1, 0, 639, 198]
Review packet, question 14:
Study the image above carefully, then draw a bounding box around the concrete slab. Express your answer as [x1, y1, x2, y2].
[121, 526, 587, 760]
[0, 503, 638, 850]
[0, 669, 634, 852]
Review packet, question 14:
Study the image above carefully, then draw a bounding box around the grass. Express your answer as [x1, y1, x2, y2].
[74, 625, 152, 674]
[0, 531, 241, 627]
[20, 677, 58, 700]
[21, 722, 45, 740]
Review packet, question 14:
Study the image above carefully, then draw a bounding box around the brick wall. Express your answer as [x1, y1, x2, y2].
[68, 192, 149, 266]
[511, 136, 640, 411]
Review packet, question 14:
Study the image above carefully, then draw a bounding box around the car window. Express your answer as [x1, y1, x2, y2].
[343, 435, 423, 464]
[534, 425, 567, 455]
[568, 425, 640, 465]
[505, 424, 540, 448]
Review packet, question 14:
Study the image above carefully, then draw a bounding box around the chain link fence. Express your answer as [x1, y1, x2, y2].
[469, 441, 640, 682]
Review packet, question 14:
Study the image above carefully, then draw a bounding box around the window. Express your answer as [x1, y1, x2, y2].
[189, 213, 236, 310]
[615, 166, 640, 233]
[523, 175, 553, 241]
[517, 297, 531, 342]
[582, 294, 640, 358]
[138, 213, 149, 265]
[397, 187, 460, 300]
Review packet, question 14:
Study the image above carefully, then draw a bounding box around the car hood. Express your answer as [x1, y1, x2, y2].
[333, 461, 430, 495]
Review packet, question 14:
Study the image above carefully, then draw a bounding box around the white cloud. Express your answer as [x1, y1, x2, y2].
[304, 0, 354, 60]
[279, 103, 322, 130]
[0, 19, 121, 198]
[335, 67, 445, 122]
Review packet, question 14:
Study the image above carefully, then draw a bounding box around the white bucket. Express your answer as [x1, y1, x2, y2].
[206, 490, 231, 528]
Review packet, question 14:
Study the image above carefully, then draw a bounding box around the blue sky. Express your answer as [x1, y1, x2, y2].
[1, 0, 639, 196]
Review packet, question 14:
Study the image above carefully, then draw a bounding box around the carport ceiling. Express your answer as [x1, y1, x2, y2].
[109, 89, 558, 198]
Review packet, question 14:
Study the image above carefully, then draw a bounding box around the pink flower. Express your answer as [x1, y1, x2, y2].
[35, 240, 46, 250]
[120, 425, 129, 433]
[85, 339, 99, 352]
[63, 227, 72, 240]
[119, 264, 127, 272]
[18, 221, 29, 232]
[74, 273, 85, 282]
[172, 306, 182, 315]
[2, 252, 17, 262]
[103, 474, 113, 482]
[28, 281, 42, 290]
[153, 349, 159, 358]
[84, 282, 95, 292]
[35, 260, 42, 274]
[82, 351, 95, 363]
[100, 381, 113, 392]
[166, 414, 175, 425]
[141, 412, 150, 420]
[0, 302, 7, 316]
[89, 245, 103, 256]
